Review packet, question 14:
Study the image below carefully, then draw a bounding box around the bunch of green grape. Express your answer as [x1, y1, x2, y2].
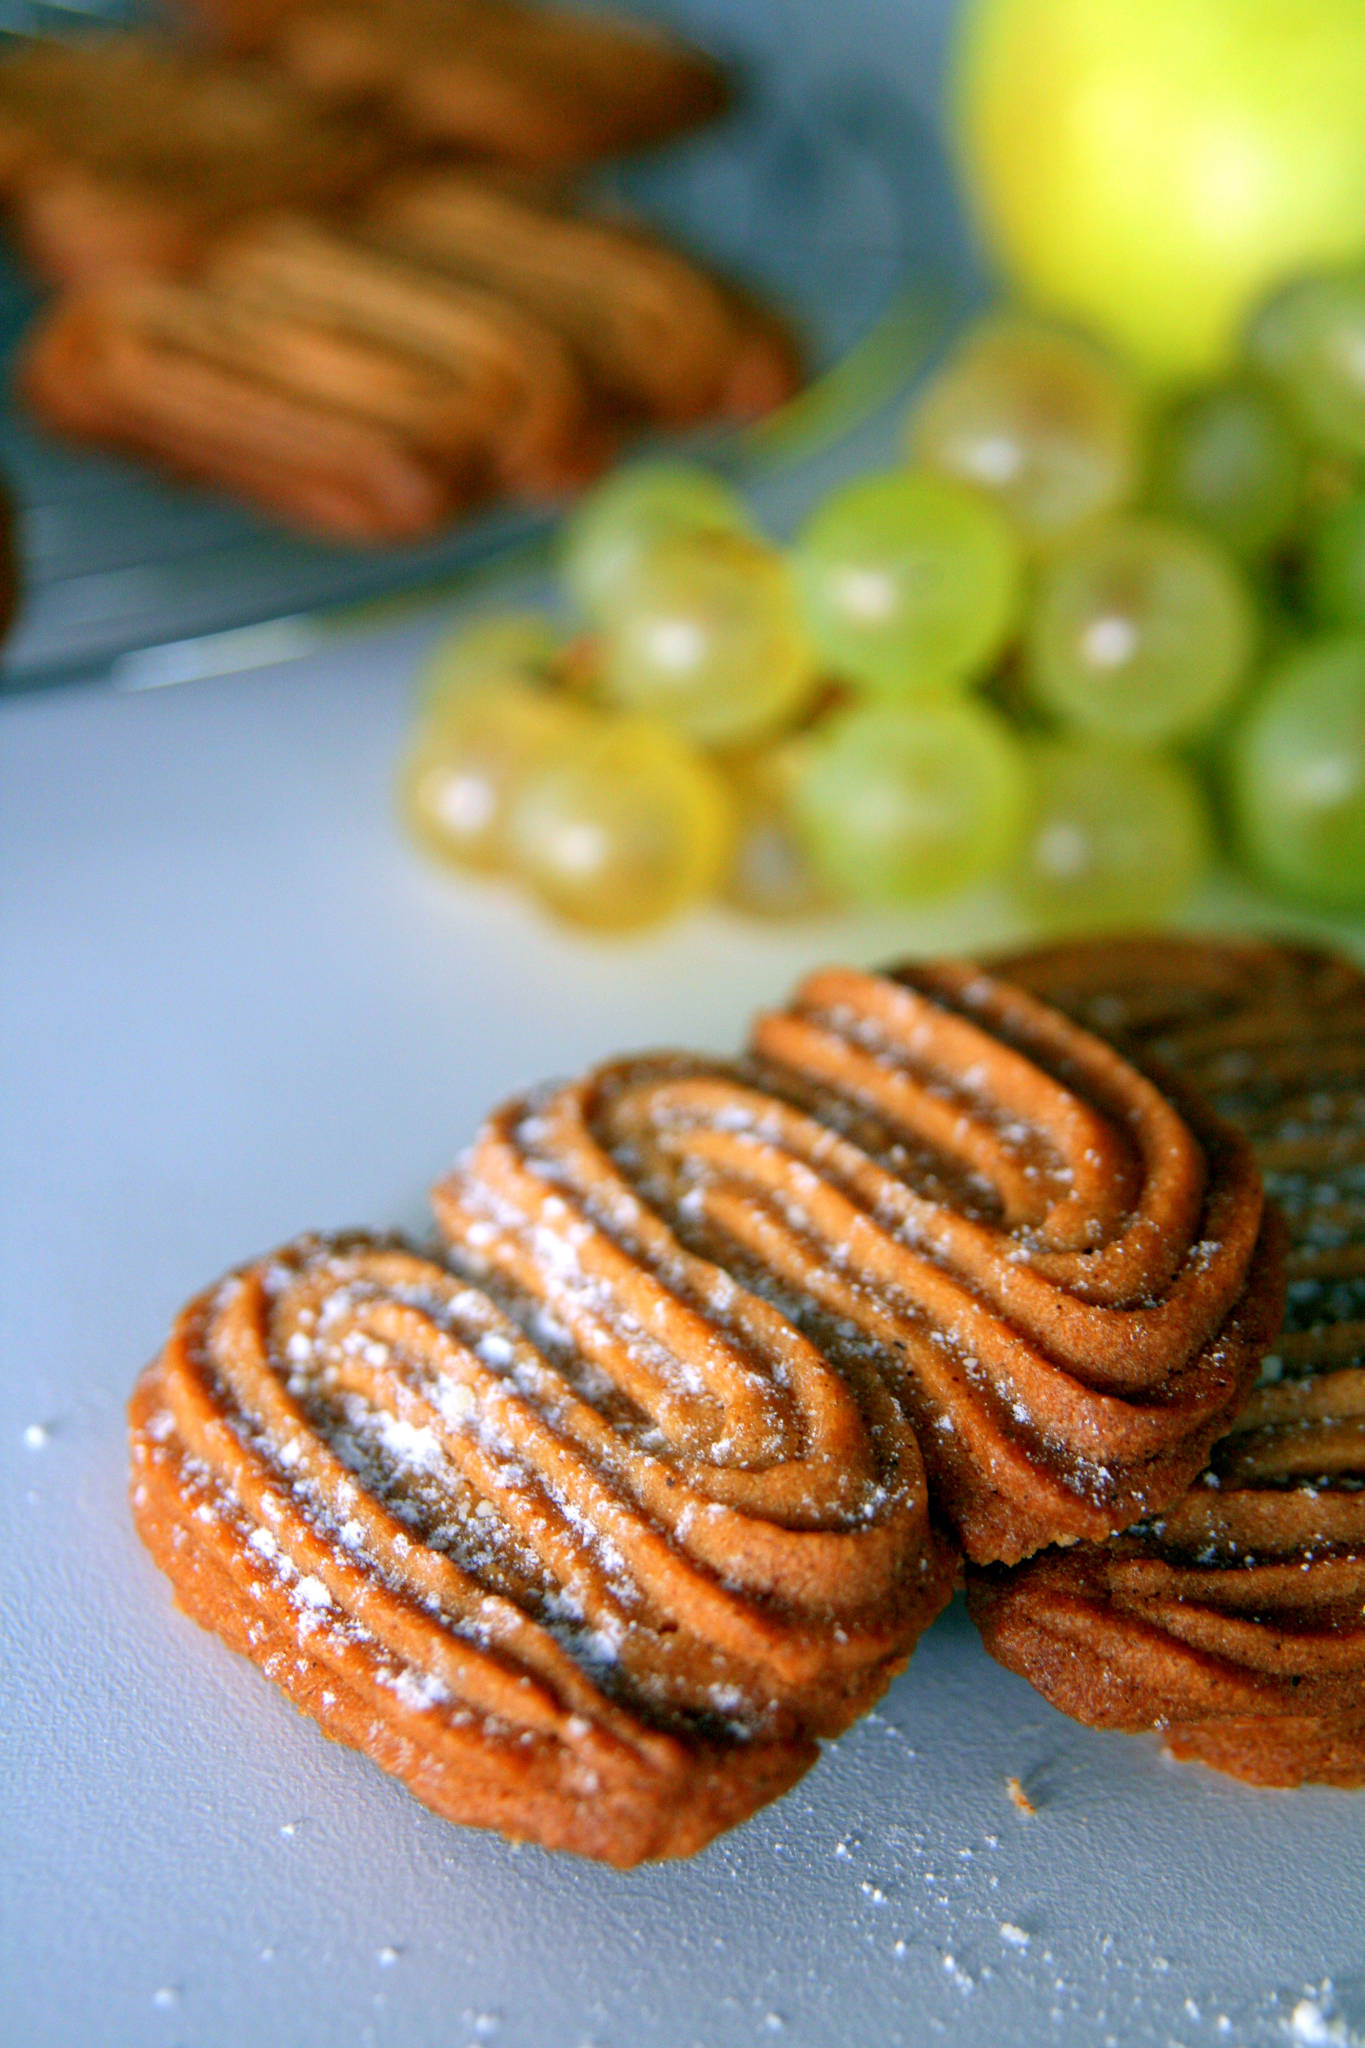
[401, 285, 1365, 935]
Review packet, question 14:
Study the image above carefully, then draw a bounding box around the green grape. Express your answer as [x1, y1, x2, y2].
[1147, 379, 1302, 559]
[789, 699, 1027, 903]
[1305, 488, 1365, 629]
[1248, 270, 1365, 458]
[905, 313, 1142, 548]
[560, 461, 751, 625]
[1026, 515, 1255, 743]
[600, 529, 819, 745]
[718, 743, 837, 919]
[1011, 735, 1211, 932]
[507, 715, 733, 932]
[792, 470, 1022, 693]
[416, 613, 561, 717]
[400, 677, 586, 874]
[1227, 637, 1365, 910]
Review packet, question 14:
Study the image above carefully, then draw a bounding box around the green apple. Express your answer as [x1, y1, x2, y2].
[954, 0, 1365, 381]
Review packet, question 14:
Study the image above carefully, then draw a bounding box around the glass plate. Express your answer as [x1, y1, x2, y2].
[0, 0, 974, 691]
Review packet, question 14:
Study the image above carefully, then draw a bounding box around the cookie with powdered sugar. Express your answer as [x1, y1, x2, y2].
[438, 963, 1284, 1569]
[131, 1226, 947, 1866]
[969, 937, 1365, 1787]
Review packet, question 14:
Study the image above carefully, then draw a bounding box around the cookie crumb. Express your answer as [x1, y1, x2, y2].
[1006, 1775, 1036, 1815]
[1289, 1995, 1353, 2045]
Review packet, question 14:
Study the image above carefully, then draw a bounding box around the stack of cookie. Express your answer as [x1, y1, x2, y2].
[0, 13, 799, 542]
[970, 938, 1365, 1790]
[131, 942, 1364, 1866]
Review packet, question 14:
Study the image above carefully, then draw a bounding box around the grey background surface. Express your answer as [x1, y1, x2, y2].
[3, 2, 1364, 2044]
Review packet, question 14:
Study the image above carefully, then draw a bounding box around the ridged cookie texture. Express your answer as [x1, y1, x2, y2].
[970, 938, 1365, 1787]
[131, 1223, 947, 1866]
[591, 961, 1278, 1567]
[130, 952, 1286, 1861]
[432, 1075, 953, 1731]
[366, 172, 799, 426]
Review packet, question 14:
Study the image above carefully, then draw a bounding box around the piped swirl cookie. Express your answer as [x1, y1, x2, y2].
[131, 1218, 947, 1865]
[552, 964, 1283, 1567]
[367, 172, 802, 425]
[432, 1073, 954, 1731]
[0, 35, 383, 284]
[968, 937, 1365, 1787]
[17, 220, 605, 542]
[17, 279, 463, 545]
[434, 965, 1283, 1569]
[268, 0, 728, 167]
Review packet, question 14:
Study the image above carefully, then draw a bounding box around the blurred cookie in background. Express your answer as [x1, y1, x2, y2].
[366, 171, 801, 426]
[16, 266, 555, 545]
[16, 183, 799, 544]
[249, 0, 728, 166]
[0, 34, 387, 286]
